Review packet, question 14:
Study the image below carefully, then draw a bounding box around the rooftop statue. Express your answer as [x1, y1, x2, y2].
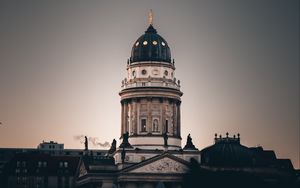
[183, 134, 198, 150]
[84, 136, 88, 151]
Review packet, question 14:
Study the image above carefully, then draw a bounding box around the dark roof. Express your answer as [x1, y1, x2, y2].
[82, 155, 115, 166]
[276, 159, 294, 170]
[4, 153, 80, 176]
[81, 155, 117, 173]
[130, 25, 171, 63]
[201, 138, 255, 167]
[200, 135, 295, 170]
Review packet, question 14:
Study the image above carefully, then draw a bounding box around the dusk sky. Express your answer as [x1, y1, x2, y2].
[0, 0, 299, 168]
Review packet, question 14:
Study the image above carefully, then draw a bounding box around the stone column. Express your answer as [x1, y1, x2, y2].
[173, 100, 177, 136]
[128, 102, 131, 134]
[121, 101, 124, 137]
[177, 101, 181, 137]
[124, 101, 129, 134]
[159, 99, 163, 133]
[132, 99, 137, 135]
[161, 98, 166, 133]
[135, 102, 139, 135]
[147, 98, 152, 133]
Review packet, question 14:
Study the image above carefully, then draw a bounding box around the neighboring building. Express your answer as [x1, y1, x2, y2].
[76, 155, 117, 188]
[37, 140, 108, 157]
[3, 153, 80, 188]
[197, 133, 296, 187]
[0, 144, 107, 187]
[0, 148, 37, 182]
[37, 141, 64, 155]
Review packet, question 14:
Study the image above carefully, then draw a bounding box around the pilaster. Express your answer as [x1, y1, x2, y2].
[173, 101, 177, 136]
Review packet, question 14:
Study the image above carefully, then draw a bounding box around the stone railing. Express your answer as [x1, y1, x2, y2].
[214, 133, 240, 144]
[121, 81, 180, 90]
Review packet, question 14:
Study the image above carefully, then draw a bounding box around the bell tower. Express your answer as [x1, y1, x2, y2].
[119, 12, 183, 150]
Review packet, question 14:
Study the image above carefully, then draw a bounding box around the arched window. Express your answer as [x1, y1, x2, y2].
[141, 119, 147, 132]
[153, 119, 159, 132]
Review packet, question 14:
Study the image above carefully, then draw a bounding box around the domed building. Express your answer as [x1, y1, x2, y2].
[201, 133, 295, 169]
[118, 24, 182, 151]
[76, 12, 201, 188]
[0, 12, 298, 188]
[74, 12, 298, 188]
[75, 13, 296, 188]
[187, 134, 297, 188]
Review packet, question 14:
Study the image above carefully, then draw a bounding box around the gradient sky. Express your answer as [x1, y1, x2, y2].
[0, 0, 299, 168]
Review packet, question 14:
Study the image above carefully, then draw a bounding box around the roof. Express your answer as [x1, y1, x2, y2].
[200, 135, 294, 170]
[201, 139, 255, 167]
[4, 153, 80, 176]
[130, 25, 172, 63]
[80, 155, 117, 174]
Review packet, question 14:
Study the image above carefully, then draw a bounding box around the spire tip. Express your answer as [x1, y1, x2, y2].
[148, 9, 153, 25]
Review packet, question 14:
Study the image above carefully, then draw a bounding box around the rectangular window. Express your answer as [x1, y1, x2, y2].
[165, 120, 169, 133]
[141, 119, 147, 132]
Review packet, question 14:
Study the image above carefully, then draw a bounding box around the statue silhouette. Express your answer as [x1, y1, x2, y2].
[84, 136, 88, 151]
[163, 132, 168, 147]
[183, 133, 198, 150]
[108, 139, 117, 154]
[119, 132, 133, 148]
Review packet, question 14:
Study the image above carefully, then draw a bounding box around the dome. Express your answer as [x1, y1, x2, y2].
[201, 136, 255, 167]
[200, 135, 287, 168]
[130, 25, 171, 63]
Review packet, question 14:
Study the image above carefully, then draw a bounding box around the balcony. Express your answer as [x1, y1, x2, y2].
[121, 80, 180, 90]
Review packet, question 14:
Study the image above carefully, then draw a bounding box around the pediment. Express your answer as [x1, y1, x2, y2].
[127, 155, 189, 174]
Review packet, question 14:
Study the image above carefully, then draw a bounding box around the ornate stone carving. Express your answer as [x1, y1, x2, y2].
[78, 163, 87, 178]
[131, 157, 188, 173]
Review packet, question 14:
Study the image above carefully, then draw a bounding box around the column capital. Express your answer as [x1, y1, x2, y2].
[121, 99, 130, 104]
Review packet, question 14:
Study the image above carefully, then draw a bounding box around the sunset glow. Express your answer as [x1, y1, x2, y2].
[0, 0, 299, 168]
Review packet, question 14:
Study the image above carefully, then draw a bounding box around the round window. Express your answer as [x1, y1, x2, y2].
[161, 41, 166, 46]
[143, 41, 148, 45]
[152, 41, 158, 45]
[132, 70, 136, 77]
[135, 42, 139, 46]
[142, 69, 147, 75]
[164, 70, 168, 76]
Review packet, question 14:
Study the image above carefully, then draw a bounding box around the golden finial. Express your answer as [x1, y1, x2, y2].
[148, 9, 153, 25]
